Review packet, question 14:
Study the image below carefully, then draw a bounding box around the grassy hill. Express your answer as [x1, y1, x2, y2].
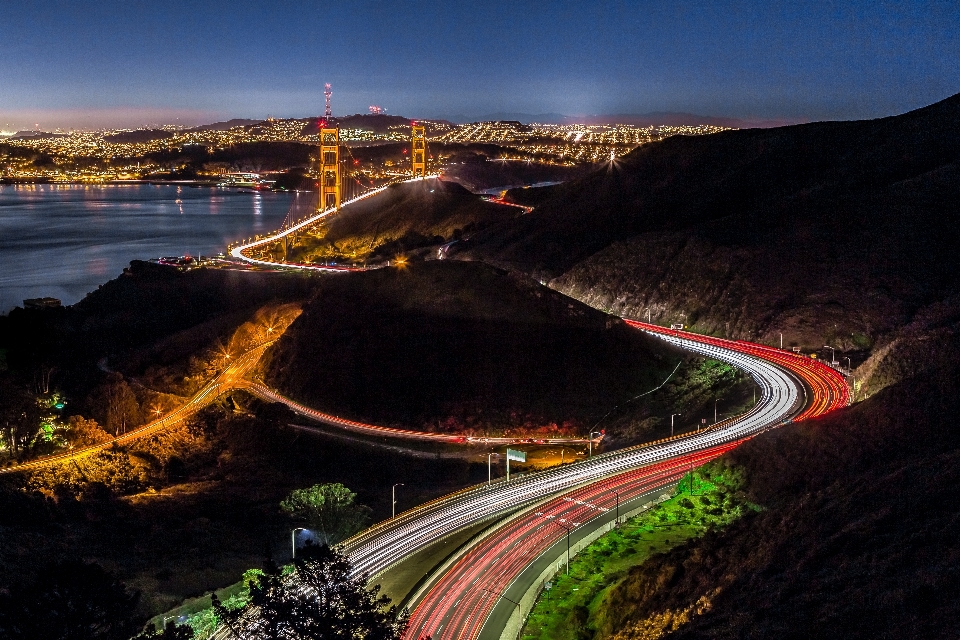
[456, 93, 960, 364]
[262, 260, 721, 436]
[286, 178, 523, 263]
[595, 317, 960, 640]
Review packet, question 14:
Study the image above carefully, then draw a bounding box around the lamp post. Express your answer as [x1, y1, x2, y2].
[481, 588, 522, 640]
[844, 356, 852, 373]
[291, 527, 306, 559]
[555, 519, 573, 574]
[824, 345, 837, 365]
[535, 513, 578, 574]
[614, 490, 620, 525]
[671, 413, 681, 437]
[714, 399, 719, 424]
[392, 483, 404, 519]
[589, 431, 601, 457]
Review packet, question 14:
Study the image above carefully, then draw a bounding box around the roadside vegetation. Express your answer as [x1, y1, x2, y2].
[589, 327, 960, 639]
[521, 462, 754, 640]
[277, 179, 521, 265]
[264, 260, 751, 442]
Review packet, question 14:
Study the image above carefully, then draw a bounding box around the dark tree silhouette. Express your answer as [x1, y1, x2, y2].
[132, 619, 194, 640]
[213, 545, 408, 640]
[0, 561, 143, 640]
[88, 373, 140, 435]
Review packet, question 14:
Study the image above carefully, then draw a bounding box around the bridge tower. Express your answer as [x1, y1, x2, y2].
[319, 128, 341, 212]
[411, 124, 427, 178]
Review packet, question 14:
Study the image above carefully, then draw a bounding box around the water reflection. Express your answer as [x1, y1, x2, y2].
[0, 184, 293, 313]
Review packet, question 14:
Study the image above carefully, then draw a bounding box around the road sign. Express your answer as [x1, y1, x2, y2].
[506, 448, 526, 462]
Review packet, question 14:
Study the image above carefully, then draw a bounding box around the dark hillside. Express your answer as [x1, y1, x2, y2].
[0, 262, 317, 397]
[263, 261, 684, 435]
[441, 158, 589, 193]
[459, 93, 960, 351]
[598, 318, 960, 640]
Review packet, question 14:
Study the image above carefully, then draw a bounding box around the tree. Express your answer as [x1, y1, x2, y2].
[65, 415, 112, 447]
[132, 619, 194, 640]
[0, 561, 143, 640]
[89, 373, 141, 435]
[213, 545, 407, 640]
[280, 483, 372, 546]
[0, 375, 43, 456]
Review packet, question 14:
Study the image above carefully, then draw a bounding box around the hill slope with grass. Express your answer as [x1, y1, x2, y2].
[286, 178, 524, 264]
[456, 93, 960, 362]
[263, 260, 735, 437]
[595, 319, 960, 640]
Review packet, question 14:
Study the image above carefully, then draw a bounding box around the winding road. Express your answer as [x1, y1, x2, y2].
[400, 322, 847, 640]
[0, 342, 273, 475]
[211, 180, 851, 639]
[211, 318, 847, 640]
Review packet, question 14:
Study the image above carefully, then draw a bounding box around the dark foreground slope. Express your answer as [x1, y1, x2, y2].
[460, 93, 960, 353]
[263, 261, 686, 435]
[598, 321, 960, 640]
[0, 261, 317, 396]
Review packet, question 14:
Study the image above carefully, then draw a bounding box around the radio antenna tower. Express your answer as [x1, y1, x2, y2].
[324, 83, 332, 118]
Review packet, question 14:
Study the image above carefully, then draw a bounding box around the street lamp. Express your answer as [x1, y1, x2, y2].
[589, 431, 602, 457]
[291, 527, 307, 559]
[844, 356, 852, 372]
[534, 512, 579, 573]
[614, 490, 619, 525]
[671, 413, 681, 437]
[481, 588, 522, 640]
[488, 453, 499, 485]
[714, 399, 719, 424]
[392, 483, 404, 519]
[824, 345, 838, 365]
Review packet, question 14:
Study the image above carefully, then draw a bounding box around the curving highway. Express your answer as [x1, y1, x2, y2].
[364, 322, 847, 640]
[229, 175, 440, 271]
[0, 342, 273, 475]
[245, 381, 595, 446]
[208, 320, 847, 640]
[342, 326, 804, 574]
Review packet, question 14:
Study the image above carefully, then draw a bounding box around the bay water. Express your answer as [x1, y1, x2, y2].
[0, 183, 298, 314]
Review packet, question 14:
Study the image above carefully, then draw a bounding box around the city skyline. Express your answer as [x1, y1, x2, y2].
[2, 0, 959, 131]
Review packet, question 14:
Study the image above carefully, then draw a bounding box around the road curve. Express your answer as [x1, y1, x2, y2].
[229, 176, 440, 271]
[395, 323, 848, 640]
[0, 342, 273, 475]
[206, 320, 849, 639]
[245, 381, 596, 446]
[211, 321, 847, 640]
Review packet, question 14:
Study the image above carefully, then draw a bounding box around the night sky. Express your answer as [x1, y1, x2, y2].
[2, 0, 958, 130]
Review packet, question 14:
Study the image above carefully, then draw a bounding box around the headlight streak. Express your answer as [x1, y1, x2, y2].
[213, 320, 848, 639]
[228, 175, 440, 271]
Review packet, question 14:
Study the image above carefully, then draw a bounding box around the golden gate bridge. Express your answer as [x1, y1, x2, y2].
[228, 121, 430, 265]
